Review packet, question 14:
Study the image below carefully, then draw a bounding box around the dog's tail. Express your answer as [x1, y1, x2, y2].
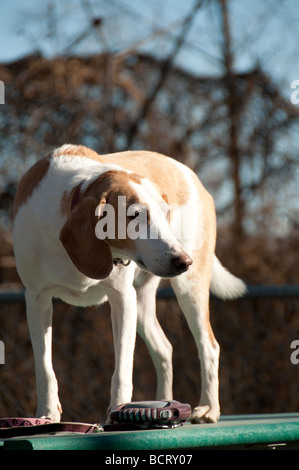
[210, 255, 247, 300]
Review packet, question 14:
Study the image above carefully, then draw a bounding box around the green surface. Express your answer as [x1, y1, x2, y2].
[2, 414, 299, 450]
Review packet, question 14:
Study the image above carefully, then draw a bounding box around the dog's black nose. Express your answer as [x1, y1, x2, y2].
[172, 255, 193, 274]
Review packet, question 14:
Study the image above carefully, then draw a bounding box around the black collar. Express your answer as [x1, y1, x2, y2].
[113, 258, 131, 267]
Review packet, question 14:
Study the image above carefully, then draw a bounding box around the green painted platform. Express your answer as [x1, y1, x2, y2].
[1, 414, 299, 450]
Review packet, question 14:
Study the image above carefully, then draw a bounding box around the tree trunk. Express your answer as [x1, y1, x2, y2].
[219, 0, 244, 239]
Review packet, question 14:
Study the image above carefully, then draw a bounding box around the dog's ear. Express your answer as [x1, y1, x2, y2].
[60, 196, 113, 279]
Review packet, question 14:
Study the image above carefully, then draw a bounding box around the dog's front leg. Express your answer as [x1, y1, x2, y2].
[25, 289, 62, 422]
[107, 286, 138, 412]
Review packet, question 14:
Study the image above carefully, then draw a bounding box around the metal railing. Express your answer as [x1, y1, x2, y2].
[0, 285, 298, 422]
[1, 284, 299, 303]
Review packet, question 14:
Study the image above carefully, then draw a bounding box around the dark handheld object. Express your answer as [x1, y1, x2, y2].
[108, 400, 191, 429]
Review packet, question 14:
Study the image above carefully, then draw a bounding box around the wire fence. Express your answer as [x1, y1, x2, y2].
[0, 285, 298, 423]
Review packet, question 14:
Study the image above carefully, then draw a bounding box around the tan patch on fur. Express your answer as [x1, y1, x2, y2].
[54, 144, 103, 162]
[14, 155, 51, 217]
[85, 169, 144, 254]
[54, 145, 191, 206]
[59, 196, 113, 280]
[85, 169, 141, 200]
[101, 151, 191, 206]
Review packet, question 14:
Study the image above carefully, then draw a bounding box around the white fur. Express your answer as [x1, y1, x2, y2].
[211, 256, 247, 300]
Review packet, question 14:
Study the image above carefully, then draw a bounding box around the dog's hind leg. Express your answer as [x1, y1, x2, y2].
[136, 274, 173, 401]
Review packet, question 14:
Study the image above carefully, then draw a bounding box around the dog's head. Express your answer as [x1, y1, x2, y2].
[60, 170, 192, 279]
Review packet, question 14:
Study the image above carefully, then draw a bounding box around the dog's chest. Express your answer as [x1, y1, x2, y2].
[51, 283, 108, 307]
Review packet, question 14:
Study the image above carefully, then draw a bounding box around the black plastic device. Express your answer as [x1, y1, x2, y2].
[107, 400, 191, 429]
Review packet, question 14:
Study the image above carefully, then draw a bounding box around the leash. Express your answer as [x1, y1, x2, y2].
[0, 401, 191, 438]
[0, 418, 103, 438]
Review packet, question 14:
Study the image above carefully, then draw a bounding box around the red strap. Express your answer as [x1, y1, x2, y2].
[0, 418, 102, 438]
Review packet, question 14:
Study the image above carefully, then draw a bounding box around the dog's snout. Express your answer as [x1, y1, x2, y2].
[172, 254, 193, 274]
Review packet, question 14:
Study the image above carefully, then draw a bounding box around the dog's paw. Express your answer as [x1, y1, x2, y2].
[191, 405, 220, 424]
[37, 402, 62, 423]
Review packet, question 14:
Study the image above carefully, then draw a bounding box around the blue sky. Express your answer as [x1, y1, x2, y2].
[0, 0, 298, 93]
[0, 0, 298, 233]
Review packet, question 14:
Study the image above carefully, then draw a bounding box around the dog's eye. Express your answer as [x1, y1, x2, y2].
[128, 210, 140, 220]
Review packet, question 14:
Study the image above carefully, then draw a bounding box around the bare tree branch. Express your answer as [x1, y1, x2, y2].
[125, 0, 205, 148]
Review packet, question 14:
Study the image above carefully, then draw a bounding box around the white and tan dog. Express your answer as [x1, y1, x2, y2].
[13, 144, 245, 423]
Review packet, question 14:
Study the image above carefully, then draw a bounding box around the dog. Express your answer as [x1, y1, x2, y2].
[13, 144, 246, 423]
